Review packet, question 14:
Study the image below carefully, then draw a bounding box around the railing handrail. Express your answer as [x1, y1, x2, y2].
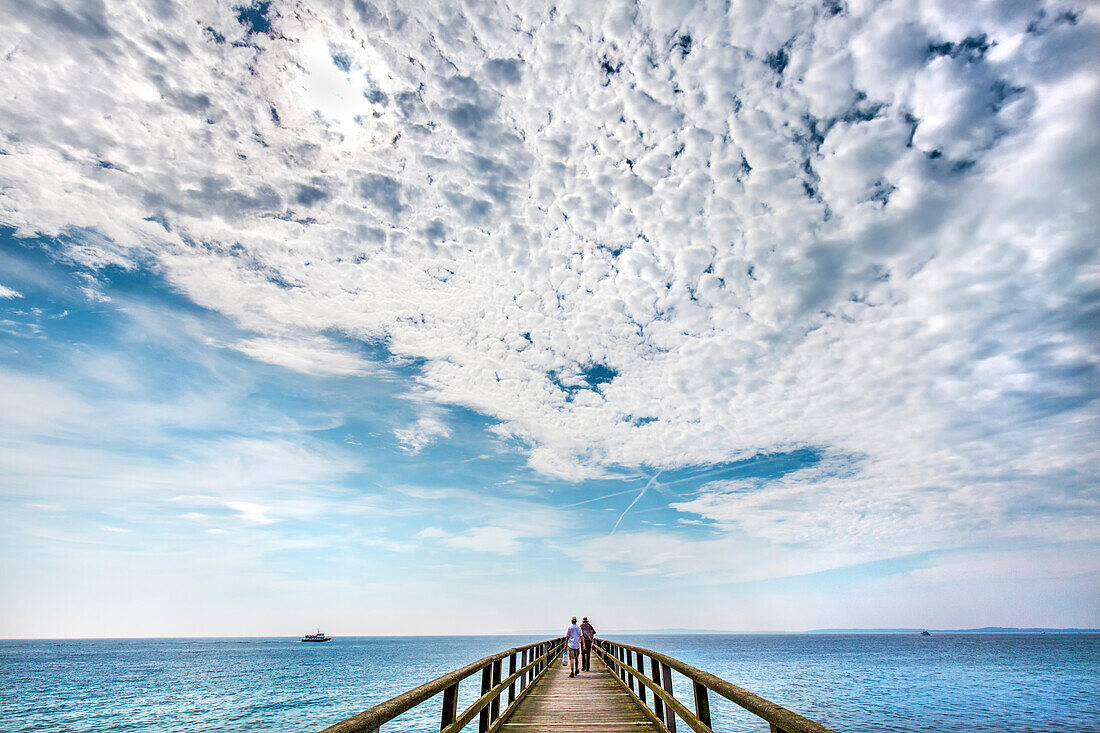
[597, 638, 838, 733]
[320, 637, 564, 733]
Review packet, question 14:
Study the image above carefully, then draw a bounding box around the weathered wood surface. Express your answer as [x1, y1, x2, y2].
[499, 655, 660, 732]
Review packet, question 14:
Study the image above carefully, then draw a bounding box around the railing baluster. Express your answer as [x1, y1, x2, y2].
[661, 663, 677, 732]
[490, 659, 502, 721]
[635, 651, 646, 704]
[626, 649, 635, 693]
[693, 680, 711, 727]
[478, 664, 492, 733]
[507, 653, 516, 704]
[651, 658, 664, 722]
[440, 682, 458, 731]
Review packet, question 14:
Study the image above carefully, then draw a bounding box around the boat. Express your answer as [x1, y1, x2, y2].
[301, 629, 331, 642]
[920, 630, 931, 636]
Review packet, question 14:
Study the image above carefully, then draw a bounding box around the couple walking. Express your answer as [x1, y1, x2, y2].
[564, 616, 596, 677]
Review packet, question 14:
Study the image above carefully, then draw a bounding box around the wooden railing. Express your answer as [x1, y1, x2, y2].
[596, 639, 838, 733]
[319, 638, 564, 733]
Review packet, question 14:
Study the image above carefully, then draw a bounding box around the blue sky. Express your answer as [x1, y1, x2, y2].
[0, 0, 1097, 636]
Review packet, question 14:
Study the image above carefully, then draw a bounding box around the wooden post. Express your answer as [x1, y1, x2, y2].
[635, 651, 647, 704]
[440, 682, 458, 731]
[478, 664, 492, 733]
[508, 653, 516, 704]
[693, 681, 711, 727]
[490, 658, 502, 721]
[626, 649, 635, 693]
[650, 658, 664, 721]
[661, 663, 677, 732]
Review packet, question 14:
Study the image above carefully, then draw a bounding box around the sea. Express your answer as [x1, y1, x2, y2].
[1, 634, 1097, 732]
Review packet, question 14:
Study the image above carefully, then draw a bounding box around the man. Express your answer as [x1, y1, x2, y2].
[565, 616, 582, 677]
[579, 616, 596, 671]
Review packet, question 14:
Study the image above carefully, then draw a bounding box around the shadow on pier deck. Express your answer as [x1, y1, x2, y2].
[320, 638, 838, 733]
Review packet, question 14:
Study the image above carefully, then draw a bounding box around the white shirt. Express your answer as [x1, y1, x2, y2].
[566, 623, 583, 649]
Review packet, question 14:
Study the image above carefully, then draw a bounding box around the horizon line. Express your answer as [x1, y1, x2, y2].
[3, 626, 1098, 641]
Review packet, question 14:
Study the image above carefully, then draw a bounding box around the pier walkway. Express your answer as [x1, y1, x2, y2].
[499, 656, 660, 733]
[320, 637, 838, 733]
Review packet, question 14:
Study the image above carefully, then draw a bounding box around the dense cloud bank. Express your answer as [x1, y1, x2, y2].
[1, 0, 1097, 565]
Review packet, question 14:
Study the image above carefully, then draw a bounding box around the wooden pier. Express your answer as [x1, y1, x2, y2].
[320, 637, 838, 733]
[500, 657, 660, 732]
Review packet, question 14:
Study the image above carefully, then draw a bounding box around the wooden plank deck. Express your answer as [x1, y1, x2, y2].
[499, 655, 660, 732]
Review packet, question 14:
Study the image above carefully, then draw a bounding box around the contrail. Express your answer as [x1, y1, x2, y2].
[611, 471, 662, 534]
[561, 488, 641, 508]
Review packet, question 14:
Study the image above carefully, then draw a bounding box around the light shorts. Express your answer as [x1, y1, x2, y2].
[568, 646, 580, 660]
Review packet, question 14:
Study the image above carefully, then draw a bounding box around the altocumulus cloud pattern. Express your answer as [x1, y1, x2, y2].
[0, 1, 1097, 581]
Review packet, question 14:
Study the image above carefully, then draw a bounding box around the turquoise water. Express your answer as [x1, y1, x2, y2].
[1, 634, 1097, 731]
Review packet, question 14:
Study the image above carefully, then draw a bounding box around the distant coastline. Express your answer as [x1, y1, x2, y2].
[514, 627, 1100, 635]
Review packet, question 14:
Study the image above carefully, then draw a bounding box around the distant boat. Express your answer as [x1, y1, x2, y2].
[302, 630, 331, 642]
[920, 630, 931, 636]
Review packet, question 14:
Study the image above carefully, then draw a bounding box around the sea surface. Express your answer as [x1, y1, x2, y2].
[1, 634, 1097, 732]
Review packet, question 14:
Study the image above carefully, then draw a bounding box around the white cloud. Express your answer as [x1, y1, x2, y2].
[0, 0, 1096, 582]
[0, 285, 23, 299]
[362, 535, 418, 553]
[394, 412, 452, 454]
[413, 491, 567, 556]
[910, 545, 1100, 583]
[419, 525, 526, 556]
[565, 529, 870, 583]
[231, 335, 371, 376]
[445, 526, 525, 555]
[225, 500, 279, 524]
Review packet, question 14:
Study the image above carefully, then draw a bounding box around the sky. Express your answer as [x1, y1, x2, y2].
[0, 0, 1097, 638]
